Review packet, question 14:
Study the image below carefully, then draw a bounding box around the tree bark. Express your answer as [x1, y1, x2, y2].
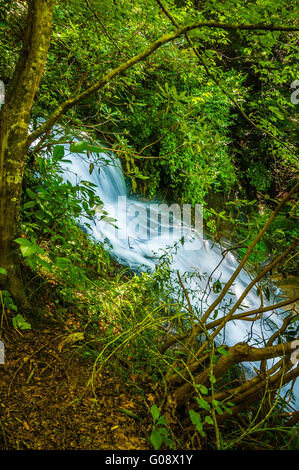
[0, 0, 54, 304]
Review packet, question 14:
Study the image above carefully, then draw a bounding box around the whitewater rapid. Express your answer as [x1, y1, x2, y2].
[53, 136, 298, 409]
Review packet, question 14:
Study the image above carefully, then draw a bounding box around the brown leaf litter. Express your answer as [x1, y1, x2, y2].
[0, 326, 152, 450]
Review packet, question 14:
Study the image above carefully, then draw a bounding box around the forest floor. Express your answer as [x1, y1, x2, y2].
[1, 254, 298, 450]
[0, 321, 152, 450]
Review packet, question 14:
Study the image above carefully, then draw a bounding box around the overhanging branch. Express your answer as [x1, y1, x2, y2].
[26, 19, 299, 147]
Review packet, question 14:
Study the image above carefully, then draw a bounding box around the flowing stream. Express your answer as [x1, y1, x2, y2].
[55, 137, 298, 409]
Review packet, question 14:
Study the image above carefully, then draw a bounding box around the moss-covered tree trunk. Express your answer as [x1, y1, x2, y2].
[0, 0, 54, 304]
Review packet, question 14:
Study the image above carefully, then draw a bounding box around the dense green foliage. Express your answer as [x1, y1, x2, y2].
[0, 0, 298, 451]
[1, 0, 297, 203]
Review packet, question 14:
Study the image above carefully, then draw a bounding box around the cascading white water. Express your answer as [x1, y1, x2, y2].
[58, 140, 298, 408]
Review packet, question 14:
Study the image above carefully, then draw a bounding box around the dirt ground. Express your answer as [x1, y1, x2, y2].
[0, 325, 152, 450]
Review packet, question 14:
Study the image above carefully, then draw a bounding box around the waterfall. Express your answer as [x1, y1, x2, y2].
[55, 137, 298, 409]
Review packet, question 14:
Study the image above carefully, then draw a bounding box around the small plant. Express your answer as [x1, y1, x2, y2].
[0, 288, 18, 313]
[150, 404, 174, 450]
[14, 237, 51, 272]
[12, 314, 32, 331]
[0, 283, 31, 331]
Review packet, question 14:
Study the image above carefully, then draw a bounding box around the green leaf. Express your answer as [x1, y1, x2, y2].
[15, 238, 44, 257]
[80, 180, 97, 187]
[101, 216, 117, 225]
[205, 416, 214, 425]
[23, 201, 36, 209]
[195, 422, 206, 437]
[223, 406, 233, 415]
[157, 416, 168, 426]
[12, 314, 31, 330]
[158, 427, 168, 436]
[53, 145, 65, 159]
[1, 290, 11, 297]
[14, 238, 33, 246]
[26, 188, 36, 199]
[150, 430, 162, 450]
[0, 267, 7, 275]
[56, 257, 71, 269]
[196, 397, 211, 411]
[26, 257, 37, 270]
[86, 143, 106, 153]
[212, 399, 220, 406]
[209, 374, 216, 384]
[213, 280, 222, 293]
[212, 400, 223, 415]
[70, 141, 88, 153]
[217, 346, 230, 356]
[196, 384, 208, 395]
[37, 257, 52, 271]
[150, 404, 160, 422]
[189, 409, 202, 426]
[20, 245, 38, 257]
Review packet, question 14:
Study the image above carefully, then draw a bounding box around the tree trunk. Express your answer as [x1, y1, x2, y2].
[0, 0, 54, 305]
